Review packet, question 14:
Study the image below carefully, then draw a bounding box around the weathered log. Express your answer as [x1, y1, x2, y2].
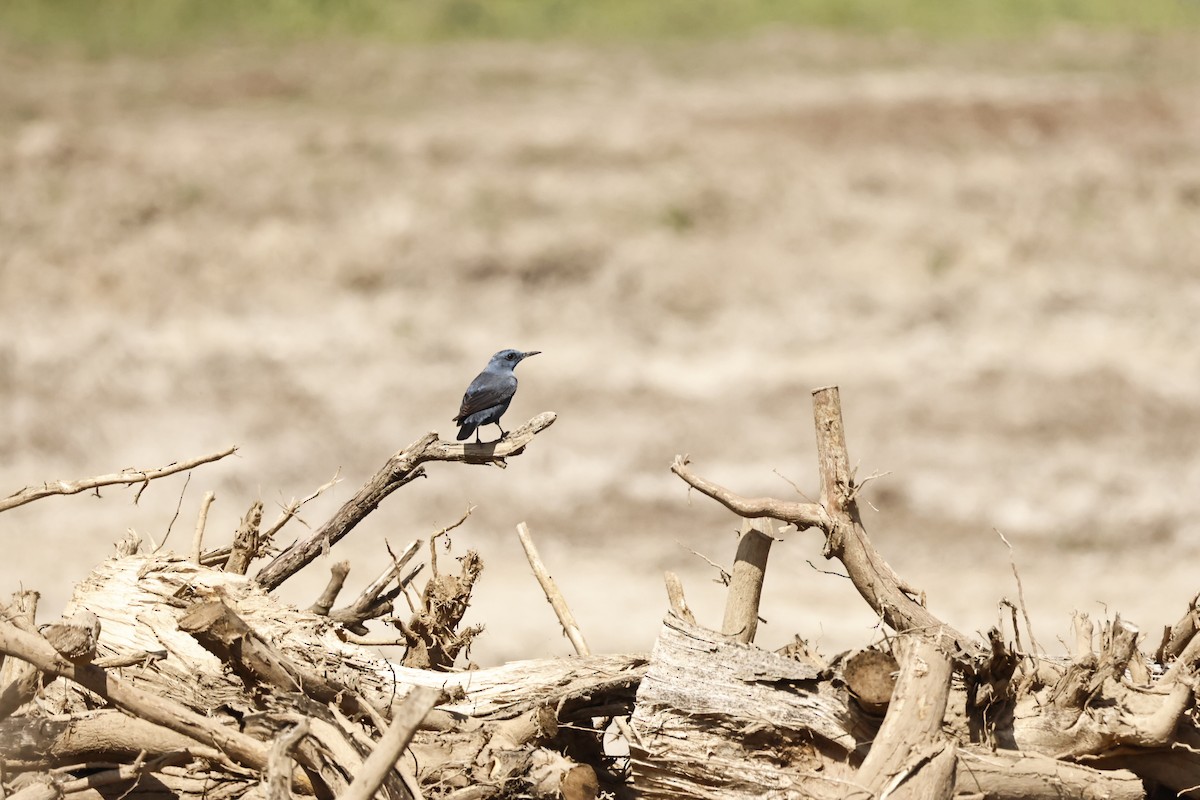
[0, 710, 224, 769]
[0, 619, 314, 794]
[629, 614, 1151, 799]
[19, 554, 636, 798]
[58, 554, 644, 720]
[629, 613, 870, 799]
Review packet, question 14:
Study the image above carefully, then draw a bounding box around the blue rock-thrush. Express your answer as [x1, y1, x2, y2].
[453, 349, 540, 443]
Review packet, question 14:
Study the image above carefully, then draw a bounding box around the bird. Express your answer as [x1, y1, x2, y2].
[453, 349, 540, 443]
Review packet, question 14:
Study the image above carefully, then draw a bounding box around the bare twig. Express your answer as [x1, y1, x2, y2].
[430, 506, 475, 578]
[516, 522, 590, 656]
[0, 447, 237, 513]
[94, 650, 167, 669]
[676, 542, 731, 586]
[153, 472, 191, 554]
[339, 686, 442, 800]
[996, 528, 1042, 657]
[260, 470, 342, 549]
[254, 413, 555, 591]
[771, 468, 816, 503]
[189, 491, 216, 565]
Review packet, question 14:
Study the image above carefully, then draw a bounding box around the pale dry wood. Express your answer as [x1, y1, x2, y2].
[952, 749, 1143, 800]
[810, 387, 980, 659]
[59, 554, 644, 721]
[1072, 611, 1094, 657]
[329, 540, 420, 631]
[671, 456, 829, 531]
[0, 591, 42, 719]
[94, 649, 167, 669]
[671, 387, 981, 658]
[841, 648, 899, 715]
[42, 610, 100, 661]
[721, 517, 775, 643]
[225, 500, 263, 575]
[1162, 626, 1200, 684]
[662, 571, 696, 625]
[340, 686, 441, 800]
[855, 634, 956, 800]
[6, 753, 191, 800]
[0, 447, 237, 513]
[308, 561, 351, 616]
[57, 765, 263, 800]
[0, 619, 313, 794]
[516, 522, 590, 656]
[408, 705, 598, 800]
[1012, 617, 1198, 796]
[265, 720, 308, 800]
[1159, 592, 1199, 662]
[0, 710, 225, 769]
[254, 412, 555, 591]
[190, 491, 216, 565]
[630, 613, 872, 799]
[177, 600, 386, 723]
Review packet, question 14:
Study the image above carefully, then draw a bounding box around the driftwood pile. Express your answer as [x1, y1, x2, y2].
[2, 389, 1199, 799]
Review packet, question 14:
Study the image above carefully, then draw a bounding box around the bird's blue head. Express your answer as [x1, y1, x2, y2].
[489, 349, 540, 370]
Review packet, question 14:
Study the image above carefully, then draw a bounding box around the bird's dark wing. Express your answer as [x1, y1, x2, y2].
[453, 375, 516, 423]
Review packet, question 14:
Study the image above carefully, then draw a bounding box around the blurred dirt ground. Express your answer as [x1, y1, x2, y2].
[1, 31, 1198, 664]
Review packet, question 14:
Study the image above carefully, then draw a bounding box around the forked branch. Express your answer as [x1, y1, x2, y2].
[671, 387, 980, 659]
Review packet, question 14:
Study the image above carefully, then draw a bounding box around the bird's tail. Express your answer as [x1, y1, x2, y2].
[456, 424, 476, 442]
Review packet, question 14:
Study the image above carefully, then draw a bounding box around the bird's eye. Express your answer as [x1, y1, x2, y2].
[507, 353, 517, 360]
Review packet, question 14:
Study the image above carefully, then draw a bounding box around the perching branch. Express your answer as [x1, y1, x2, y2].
[0, 446, 237, 513]
[671, 387, 981, 659]
[254, 413, 555, 592]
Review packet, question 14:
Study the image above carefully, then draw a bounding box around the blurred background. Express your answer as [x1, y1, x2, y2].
[2, 1, 1198, 665]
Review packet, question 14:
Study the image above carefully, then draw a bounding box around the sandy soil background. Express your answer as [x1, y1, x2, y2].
[2, 30, 1198, 665]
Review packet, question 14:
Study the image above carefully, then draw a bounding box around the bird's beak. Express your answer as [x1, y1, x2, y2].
[521, 351, 541, 360]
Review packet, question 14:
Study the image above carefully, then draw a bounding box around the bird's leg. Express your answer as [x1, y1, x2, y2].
[475, 430, 482, 444]
[497, 423, 507, 440]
